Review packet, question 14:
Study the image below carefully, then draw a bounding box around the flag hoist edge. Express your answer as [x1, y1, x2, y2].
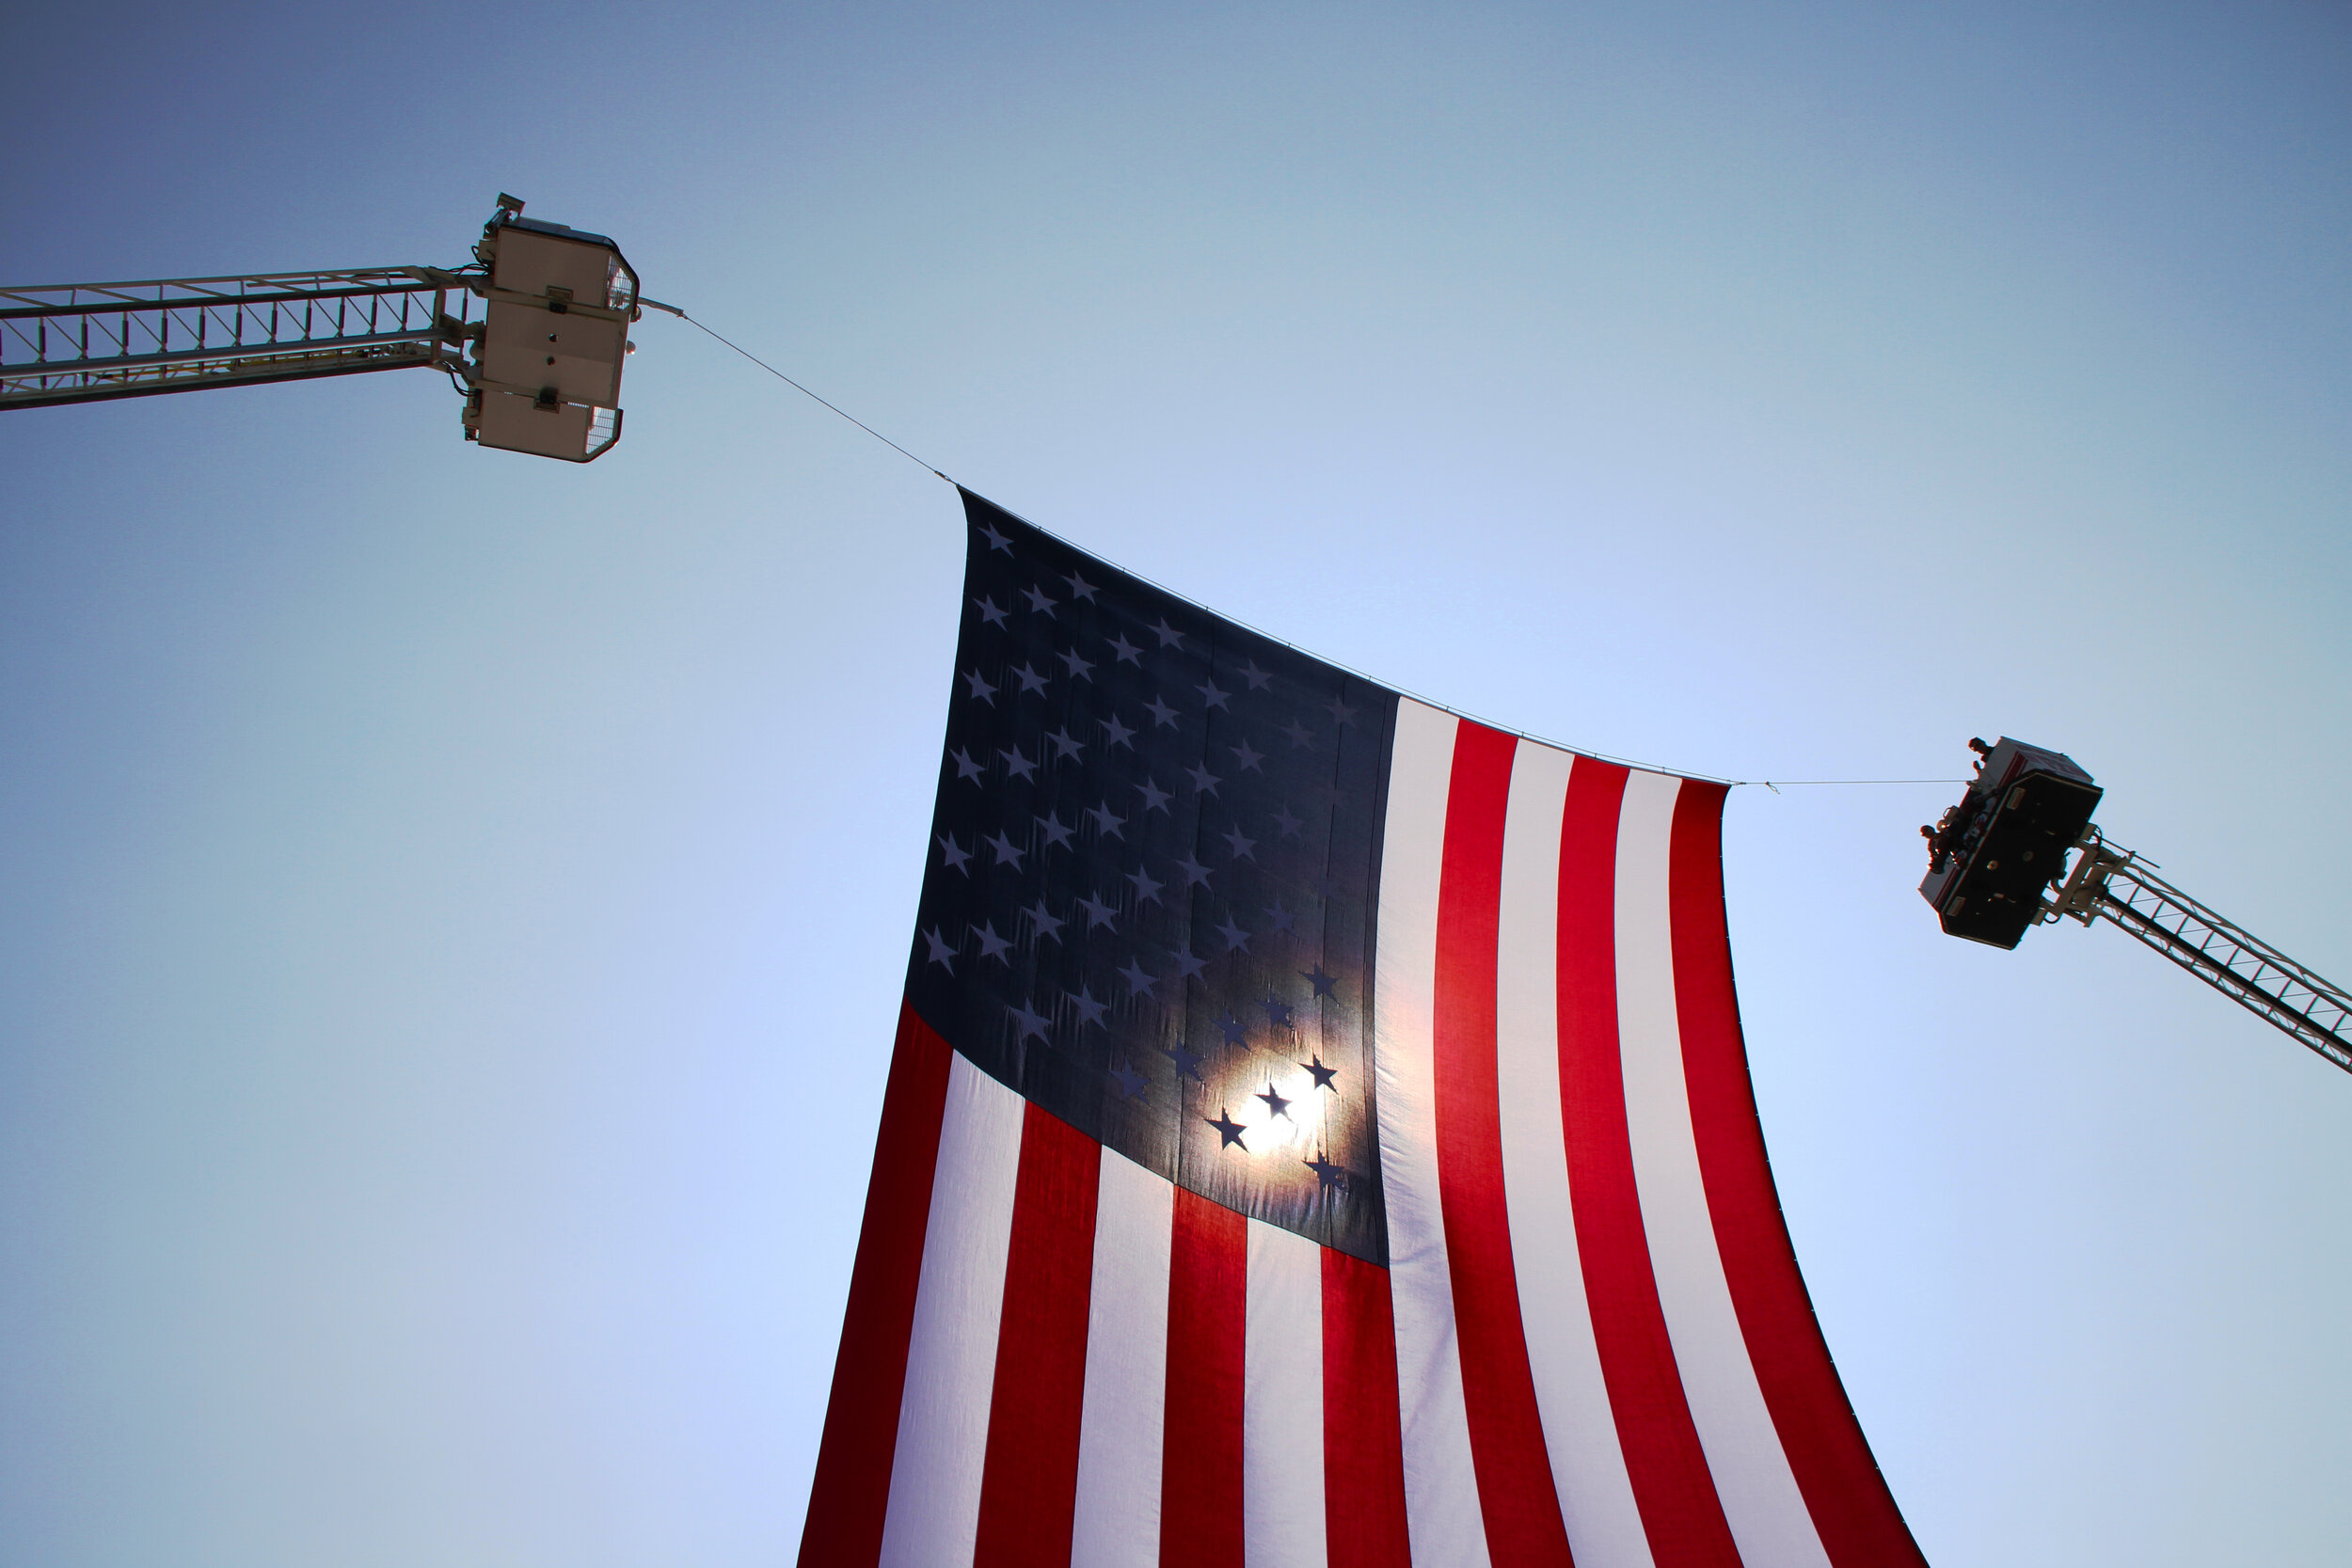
[797, 491, 1929, 1568]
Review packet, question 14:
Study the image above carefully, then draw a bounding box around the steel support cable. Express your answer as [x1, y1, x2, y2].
[2091, 863, 2352, 1075]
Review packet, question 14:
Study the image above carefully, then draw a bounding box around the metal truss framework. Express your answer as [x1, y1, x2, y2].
[2053, 834, 2352, 1074]
[0, 268, 480, 408]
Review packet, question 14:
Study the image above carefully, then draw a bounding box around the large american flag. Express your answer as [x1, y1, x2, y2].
[798, 492, 1927, 1568]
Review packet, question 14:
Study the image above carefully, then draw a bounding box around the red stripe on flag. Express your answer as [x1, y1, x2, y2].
[973, 1103, 1104, 1568]
[1432, 722, 1577, 1564]
[1322, 1246, 1412, 1568]
[1161, 1186, 1248, 1568]
[1666, 783, 1930, 1568]
[1554, 763, 1743, 1568]
[796, 1002, 957, 1568]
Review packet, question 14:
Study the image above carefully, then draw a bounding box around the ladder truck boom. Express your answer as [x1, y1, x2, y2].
[0, 196, 647, 462]
[0, 268, 470, 408]
[1922, 737, 2352, 1077]
[2050, 834, 2352, 1074]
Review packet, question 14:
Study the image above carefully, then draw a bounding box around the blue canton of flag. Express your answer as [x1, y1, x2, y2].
[906, 490, 1397, 1262]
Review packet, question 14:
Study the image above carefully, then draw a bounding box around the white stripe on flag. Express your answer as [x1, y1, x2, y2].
[877, 1055, 1025, 1568]
[1245, 1219, 1327, 1568]
[1496, 745, 1657, 1568]
[1614, 771, 1831, 1568]
[1072, 1147, 1173, 1568]
[1372, 697, 1489, 1568]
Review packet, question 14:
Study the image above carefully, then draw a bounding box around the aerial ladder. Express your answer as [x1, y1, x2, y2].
[1920, 737, 2351, 1075]
[0, 196, 659, 462]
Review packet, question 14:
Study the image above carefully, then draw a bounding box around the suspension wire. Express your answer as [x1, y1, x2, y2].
[645, 301, 1973, 795]
[643, 298, 956, 485]
[1753, 779, 1968, 790]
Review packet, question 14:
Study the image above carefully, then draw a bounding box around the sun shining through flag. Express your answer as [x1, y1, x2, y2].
[797, 492, 1930, 1568]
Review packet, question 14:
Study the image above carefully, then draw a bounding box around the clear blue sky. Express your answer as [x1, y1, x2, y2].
[3, 4, 2346, 1564]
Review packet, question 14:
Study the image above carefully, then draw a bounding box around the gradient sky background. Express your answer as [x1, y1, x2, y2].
[3, 4, 2347, 1565]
